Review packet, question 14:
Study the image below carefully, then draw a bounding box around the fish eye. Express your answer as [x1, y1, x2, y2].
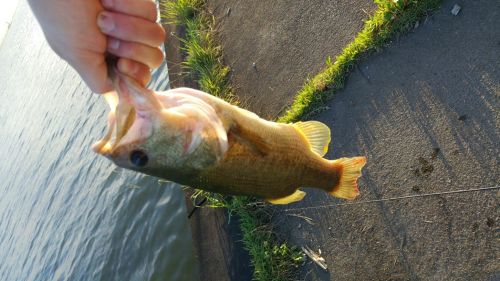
[130, 150, 148, 167]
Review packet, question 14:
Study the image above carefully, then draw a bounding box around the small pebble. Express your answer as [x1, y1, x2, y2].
[451, 4, 461, 16]
[472, 222, 479, 230]
[431, 147, 440, 159]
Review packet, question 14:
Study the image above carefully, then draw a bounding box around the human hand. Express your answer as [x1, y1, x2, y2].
[28, 0, 166, 93]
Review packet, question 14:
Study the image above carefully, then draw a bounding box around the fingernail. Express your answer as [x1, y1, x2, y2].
[102, 0, 113, 8]
[108, 38, 120, 50]
[118, 59, 137, 75]
[97, 12, 114, 33]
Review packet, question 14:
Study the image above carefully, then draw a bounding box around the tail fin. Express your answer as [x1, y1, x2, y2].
[330, 157, 366, 200]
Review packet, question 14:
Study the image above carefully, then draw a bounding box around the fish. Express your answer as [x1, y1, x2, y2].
[93, 73, 367, 204]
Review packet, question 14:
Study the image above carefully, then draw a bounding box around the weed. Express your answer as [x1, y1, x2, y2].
[229, 197, 304, 281]
[161, 0, 236, 102]
[160, 0, 202, 24]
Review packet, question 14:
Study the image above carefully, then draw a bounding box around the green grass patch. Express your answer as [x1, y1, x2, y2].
[229, 197, 304, 281]
[160, 0, 235, 101]
[161, 0, 443, 280]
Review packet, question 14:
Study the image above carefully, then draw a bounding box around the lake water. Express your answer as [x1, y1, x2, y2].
[0, 2, 198, 281]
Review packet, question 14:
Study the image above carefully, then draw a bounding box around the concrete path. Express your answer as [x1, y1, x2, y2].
[269, 1, 499, 280]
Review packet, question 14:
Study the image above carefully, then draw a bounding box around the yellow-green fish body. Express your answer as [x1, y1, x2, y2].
[94, 74, 366, 204]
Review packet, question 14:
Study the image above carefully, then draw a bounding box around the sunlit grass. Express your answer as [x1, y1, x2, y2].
[160, 0, 201, 25]
[161, 0, 236, 101]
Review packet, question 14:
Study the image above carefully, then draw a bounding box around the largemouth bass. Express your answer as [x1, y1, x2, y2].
[93, 73, 366, 204]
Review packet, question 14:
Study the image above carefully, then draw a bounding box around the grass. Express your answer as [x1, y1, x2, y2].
[160, 0, 235, 101]
[229, 197, 304, 281]
[188, 192, 304, 281]
[161, 0, 443, 280]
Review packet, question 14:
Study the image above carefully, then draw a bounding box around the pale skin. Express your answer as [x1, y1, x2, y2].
[28, 0, 166, 93]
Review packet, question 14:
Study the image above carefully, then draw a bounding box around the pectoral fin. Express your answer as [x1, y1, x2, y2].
[267, 190, 306, 205]
[229, 122, 270, 156]
[293, 121, 331, 156]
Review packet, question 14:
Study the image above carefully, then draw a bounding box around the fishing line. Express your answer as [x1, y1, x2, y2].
[282, 185, 499, 212]
[187, 197, 208, 219]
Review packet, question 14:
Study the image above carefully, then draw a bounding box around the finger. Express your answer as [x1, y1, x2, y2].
[107, 38, 164, 69]
[117, 58, 151, 86]
[101, 0, 158, 22]
[97, 11, 166, 47]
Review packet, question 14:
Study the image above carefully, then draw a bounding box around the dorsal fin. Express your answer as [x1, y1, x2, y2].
[293, 121, 331, 156]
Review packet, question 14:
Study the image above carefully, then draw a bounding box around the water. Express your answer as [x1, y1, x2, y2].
[0, 2, 198, 281]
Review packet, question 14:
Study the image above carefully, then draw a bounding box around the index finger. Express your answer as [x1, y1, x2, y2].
[101, 0, 158, 22]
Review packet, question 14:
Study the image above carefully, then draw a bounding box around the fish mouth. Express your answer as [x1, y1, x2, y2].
[92, 72, 161, 156]
[92, 91, 136, 155]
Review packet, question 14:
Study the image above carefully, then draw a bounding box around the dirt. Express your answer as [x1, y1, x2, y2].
[166, 0, 499, 280]
[206, 0, 377, 119]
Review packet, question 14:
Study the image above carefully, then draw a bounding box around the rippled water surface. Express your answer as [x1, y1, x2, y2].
[0, 2, 198, 281]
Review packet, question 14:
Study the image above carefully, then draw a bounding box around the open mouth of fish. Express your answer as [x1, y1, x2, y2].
[92, 70, 228, 161]
[92, 73, 158, 156]
[92, 90, 136, 155]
